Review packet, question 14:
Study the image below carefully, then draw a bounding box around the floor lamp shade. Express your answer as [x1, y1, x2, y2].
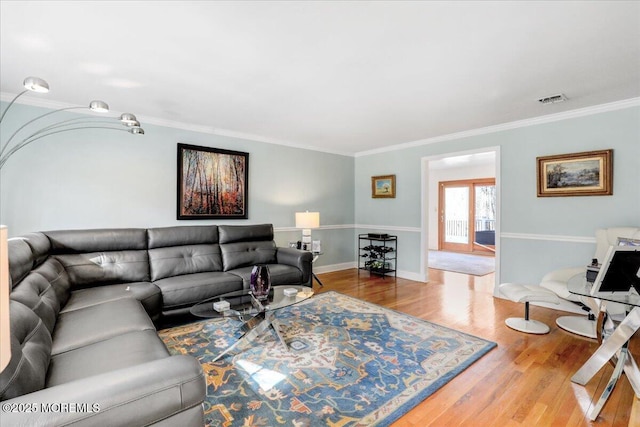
[0, 225, 10, 372]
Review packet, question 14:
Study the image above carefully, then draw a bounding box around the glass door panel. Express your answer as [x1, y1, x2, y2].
[473, 184, 496, 251]
[474, 185, 496, 233]
[439, 178, 496, 253]
[441, 185, 470, 251]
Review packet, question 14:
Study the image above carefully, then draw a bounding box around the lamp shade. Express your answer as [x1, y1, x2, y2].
[295, 212, 320, 229]
[0, 225, 10, 372]
[22, 76, 49, 93]
[89, 100, 109, 113]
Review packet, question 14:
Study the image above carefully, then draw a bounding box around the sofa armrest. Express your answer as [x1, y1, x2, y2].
[276, 247, 313, 286]
[0, 355, 205, 427]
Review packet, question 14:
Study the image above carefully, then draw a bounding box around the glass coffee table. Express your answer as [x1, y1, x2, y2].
[190, 286, 314, 362]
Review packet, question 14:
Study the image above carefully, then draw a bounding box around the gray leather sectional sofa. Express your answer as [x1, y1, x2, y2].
[0, 224, 312, 426]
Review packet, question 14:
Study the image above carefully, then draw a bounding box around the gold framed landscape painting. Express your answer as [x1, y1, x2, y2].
[536, 149, 612, 197]
[371, 174, 396, 198]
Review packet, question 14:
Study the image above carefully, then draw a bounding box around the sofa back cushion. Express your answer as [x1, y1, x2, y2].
[219, 224, 276, 271]
[7, 238, 35, 288]
[32, 258, 72, 308]
[218, 224, 273, 244]
[44, 229, 150, 288]
[0, 301, 52, 401]
[46, 228, 148, 252]
[53, 251, 150, 288]
[20, 232, 51, 267]
[10, 272, 61, 333]
[147, 226, 223, 281]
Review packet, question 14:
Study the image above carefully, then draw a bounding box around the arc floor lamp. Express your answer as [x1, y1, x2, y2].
[0, 76, 145, 170]
[0, 77, 146, 369]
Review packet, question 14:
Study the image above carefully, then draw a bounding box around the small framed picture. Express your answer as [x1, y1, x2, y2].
[371, 175, 396, 198]
[312, 240, 321, 253]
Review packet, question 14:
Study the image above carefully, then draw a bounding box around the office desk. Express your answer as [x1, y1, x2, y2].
[568, 279, 640, 420]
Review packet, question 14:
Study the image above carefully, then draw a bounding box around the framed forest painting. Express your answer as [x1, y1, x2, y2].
[177, 143, 249, 219]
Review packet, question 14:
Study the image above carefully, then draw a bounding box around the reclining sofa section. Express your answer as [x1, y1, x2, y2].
[0, 224, 313, 426]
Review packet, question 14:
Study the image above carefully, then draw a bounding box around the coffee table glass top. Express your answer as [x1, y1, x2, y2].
[190, 285, 314, 319]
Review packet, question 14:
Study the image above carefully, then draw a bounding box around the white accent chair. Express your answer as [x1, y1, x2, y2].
[540, 227, 640, 338]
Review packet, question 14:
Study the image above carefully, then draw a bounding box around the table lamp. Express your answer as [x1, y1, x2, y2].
[295, 211, 319, 251]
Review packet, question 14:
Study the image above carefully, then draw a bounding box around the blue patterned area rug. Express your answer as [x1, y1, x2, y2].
[159, 291, 496, 427]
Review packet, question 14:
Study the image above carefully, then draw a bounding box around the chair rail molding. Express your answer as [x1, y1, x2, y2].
[501, 232, 596, 244]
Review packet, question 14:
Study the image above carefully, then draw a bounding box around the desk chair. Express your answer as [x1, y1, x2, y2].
[540, 227, 640, 338]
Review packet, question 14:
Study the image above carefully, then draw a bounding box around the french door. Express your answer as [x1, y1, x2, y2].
[438, 178, 496, 253]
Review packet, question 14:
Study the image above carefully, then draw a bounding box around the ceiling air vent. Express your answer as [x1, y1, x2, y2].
[538, 93, 568, 105]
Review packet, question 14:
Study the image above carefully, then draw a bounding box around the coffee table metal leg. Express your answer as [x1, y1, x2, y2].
[211, 338, 244, 363]
[270, 316, 288, 349]
[212, 312, 290, 362]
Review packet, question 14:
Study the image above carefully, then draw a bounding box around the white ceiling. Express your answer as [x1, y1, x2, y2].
[1, 1, 639, 156]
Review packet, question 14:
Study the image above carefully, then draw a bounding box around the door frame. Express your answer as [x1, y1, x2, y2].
[420, 146, 501, 296]
[438, 178, 496, 253]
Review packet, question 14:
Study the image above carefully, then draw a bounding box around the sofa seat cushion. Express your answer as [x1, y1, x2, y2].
[229, 264, 303, 288]
[154, 272, 243, 310]
[61, 282, 162, 320]
[46, 330, 170, 387]
[52, 298, 155, 355]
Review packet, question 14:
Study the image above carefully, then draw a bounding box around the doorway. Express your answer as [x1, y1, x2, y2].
[421, 147, 500, 295]
[439, 178, 496, 254]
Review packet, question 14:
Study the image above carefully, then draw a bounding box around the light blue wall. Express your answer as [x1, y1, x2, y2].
[0, 103, 356, 269]
[355, 106, 640, 285]
[2, 102, 639, 280]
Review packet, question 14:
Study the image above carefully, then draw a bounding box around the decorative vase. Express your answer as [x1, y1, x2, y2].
[250, 264, 271, 300]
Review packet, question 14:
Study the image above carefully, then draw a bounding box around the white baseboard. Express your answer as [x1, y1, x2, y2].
[313, 263, 427, 283]
[313, 262, 357, 274]
[397, 270, 428, 282]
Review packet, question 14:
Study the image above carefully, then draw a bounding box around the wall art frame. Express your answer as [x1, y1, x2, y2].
[371, 174, 396, 198]
[177, 143, 249, 219]
[536, 149, 612, 197]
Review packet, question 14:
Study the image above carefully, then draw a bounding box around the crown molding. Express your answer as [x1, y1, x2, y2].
[4, 92, 638, 159]
[354, 97, 640, 157]
[0, 91, 354, 157]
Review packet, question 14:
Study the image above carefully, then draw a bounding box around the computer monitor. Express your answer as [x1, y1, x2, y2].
[591, 245, 640, 297]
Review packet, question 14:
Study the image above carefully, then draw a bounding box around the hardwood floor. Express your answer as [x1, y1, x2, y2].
[312, 268, 638, 426]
